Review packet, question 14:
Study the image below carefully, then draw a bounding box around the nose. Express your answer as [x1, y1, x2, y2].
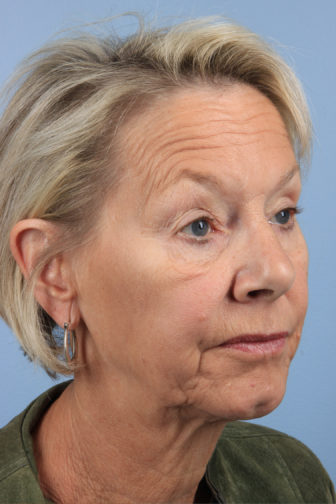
[231, 224, 296, 303]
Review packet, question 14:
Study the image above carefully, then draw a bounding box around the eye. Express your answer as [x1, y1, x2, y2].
[270, 207, 302, 228]
[181, 218, 212, 238]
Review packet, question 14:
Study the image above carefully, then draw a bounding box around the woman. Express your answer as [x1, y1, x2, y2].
[0, 17, 334, 503]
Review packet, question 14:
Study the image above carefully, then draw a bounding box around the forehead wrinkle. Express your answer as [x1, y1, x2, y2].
[118, 85, 294, 208]
[125, 103, 280, 169]
[122, 124, 293, 209]
[123, 120, 231, 202]
[138, 123, 292, 203]
[140, 142, 226, 206]
[127, 104, 290, 176]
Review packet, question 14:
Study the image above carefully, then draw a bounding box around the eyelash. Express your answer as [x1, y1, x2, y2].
[179, 206, 302, 243]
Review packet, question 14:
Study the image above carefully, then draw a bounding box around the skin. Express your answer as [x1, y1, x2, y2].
[12, 83, 308, 503]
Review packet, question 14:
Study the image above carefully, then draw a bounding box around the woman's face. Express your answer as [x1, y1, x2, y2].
[74, 84, 308, 422]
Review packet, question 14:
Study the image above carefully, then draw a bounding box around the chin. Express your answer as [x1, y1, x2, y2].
[183, 356, 291, 423]
[187, 386, 286, 424]
[197, 376, 288, 423]
[223, 381, 288, 422]
[238, 395, 285, 421]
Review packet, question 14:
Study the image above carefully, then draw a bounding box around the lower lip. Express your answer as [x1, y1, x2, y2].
[220, 335, 287, 356]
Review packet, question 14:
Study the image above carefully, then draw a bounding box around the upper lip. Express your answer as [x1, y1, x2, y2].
[221, 332, 288, 345]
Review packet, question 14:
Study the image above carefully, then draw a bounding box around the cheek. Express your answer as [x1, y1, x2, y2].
[110, 234, 227, 330]
[285, 227, 308, 306]
[285, 241, 308, 359]
[77, 235, 221, 360]
[152, 261, 231, 341]
[292, 240, 309, 313]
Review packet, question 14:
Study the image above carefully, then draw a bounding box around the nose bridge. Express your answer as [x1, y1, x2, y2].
[233, 218, 296, 302]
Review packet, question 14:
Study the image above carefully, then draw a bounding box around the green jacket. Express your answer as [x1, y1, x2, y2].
[0, 382, 335, 503]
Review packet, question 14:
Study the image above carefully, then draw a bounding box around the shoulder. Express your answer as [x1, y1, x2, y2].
[208, 421, 335, 503]
[219, 421, 329, 468]
[0, 409, 44, 502]
[0, 381, 70, 503]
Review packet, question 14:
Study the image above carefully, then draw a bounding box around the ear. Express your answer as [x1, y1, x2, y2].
[10, 219, 80, 329]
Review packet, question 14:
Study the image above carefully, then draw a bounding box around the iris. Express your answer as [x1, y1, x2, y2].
[275, 209, 291, 225]
[190, 219, 210, 237]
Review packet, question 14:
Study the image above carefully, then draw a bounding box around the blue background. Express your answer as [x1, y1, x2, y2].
[1, 0, 335, 486]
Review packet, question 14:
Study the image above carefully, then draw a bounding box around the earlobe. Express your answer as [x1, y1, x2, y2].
[10, 219, 79, 328]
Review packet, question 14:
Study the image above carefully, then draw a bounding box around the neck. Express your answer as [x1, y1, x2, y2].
[34, 376, 226, 504]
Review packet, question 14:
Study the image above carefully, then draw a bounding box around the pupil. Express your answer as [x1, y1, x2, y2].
[277, 210, 289, 224]
[191, 220, 209, 236]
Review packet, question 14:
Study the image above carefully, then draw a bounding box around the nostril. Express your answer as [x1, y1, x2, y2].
[248, 289, 274, 298]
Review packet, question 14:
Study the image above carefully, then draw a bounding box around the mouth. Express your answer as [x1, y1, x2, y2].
[219, 332, 288, 356]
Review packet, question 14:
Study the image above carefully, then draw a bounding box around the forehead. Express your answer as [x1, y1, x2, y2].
[116, 83, 295, 195]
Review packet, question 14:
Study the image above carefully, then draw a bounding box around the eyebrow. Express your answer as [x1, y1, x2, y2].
[160, 169, 224, 194]
[274, 164, 301, 191]
[158, 164, 301, 196]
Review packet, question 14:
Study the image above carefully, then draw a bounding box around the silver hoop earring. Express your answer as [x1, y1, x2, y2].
[64, 322, 76, 362]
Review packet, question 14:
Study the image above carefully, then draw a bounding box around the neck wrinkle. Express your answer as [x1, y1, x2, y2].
[34, 379, 226, 504]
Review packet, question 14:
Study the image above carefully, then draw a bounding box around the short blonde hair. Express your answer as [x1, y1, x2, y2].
[0, 17, 311, 375]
